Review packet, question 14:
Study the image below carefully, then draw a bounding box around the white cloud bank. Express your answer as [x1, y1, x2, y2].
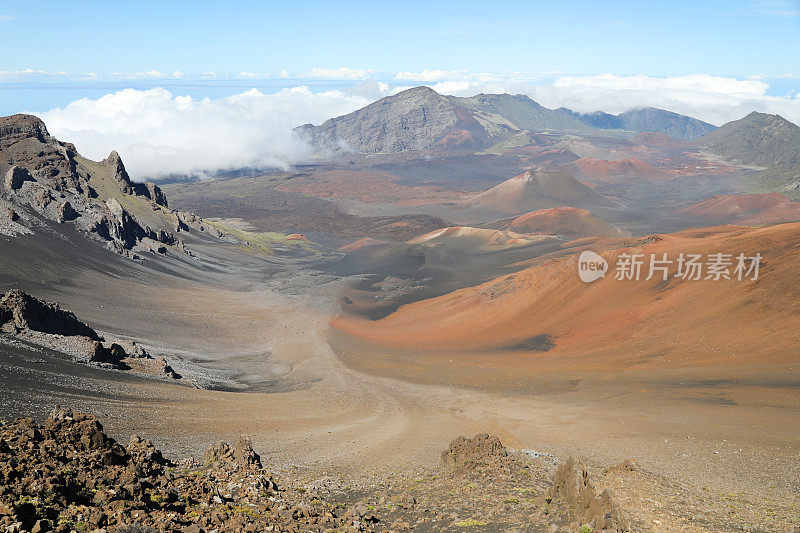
[532, 73, 800, 125]
[400, 73, 800, 126]
[38, 86, 376, 179]
[33, 73, 800, 179]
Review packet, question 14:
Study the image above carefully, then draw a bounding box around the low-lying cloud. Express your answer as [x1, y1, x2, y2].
[34, 73, 800, 180]
[38, 86, 375, 179]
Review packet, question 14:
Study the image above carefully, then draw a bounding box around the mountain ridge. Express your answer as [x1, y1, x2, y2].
[296, 86, 717, 155]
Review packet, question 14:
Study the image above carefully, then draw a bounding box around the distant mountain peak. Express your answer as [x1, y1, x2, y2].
[702, 111, 800, 166]
[296, 86, 717, 155]
[702, 111, 800, 194]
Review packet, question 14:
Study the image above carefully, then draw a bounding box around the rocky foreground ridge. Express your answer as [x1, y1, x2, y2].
[0, 114, 220, 256]
[0, 408, 633, 533]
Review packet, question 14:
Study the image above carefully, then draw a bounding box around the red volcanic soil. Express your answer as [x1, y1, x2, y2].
[285, 233, 308, 241]
[433, 107, 490, 151]
[434, 129, 482, 150]
[277, 170, 466, 205]
[332, 222, 800, 372]
[338, 237, 391, 253]
[502, 207, 624, 238]
[678, 193, 800, 226]
[564, 157, 670, 181]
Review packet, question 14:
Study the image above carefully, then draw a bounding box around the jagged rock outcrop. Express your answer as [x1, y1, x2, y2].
[0, 115, 83, 193]
[0, 289, 100, 340]
[0, 114, 217, 255]
[0, 289, 189, 378]
[176, 210, 222, 236]
[158, 357, 181, 379]
[234, 435, 263, 470]
[100, 151, 168, 207]
[86, 197, 176, 252]
[546, 456, 629, 532]
[90, 198, 148, 250]
[144, 181, 168, 207]
[102, 150, 135, 194]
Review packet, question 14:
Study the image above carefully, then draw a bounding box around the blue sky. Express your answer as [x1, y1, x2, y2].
[1, 0, 798, 81]
[2, 0, 799, 177]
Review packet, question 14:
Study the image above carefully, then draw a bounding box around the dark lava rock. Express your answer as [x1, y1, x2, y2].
[159, 357, 181, 379]
[88, 341, 130, 369]
[56, 201, 78, 223]
[144, 182, 168, 207]
[0, 408, 347, 532]
[0, 289, 100, 340]
[3, 166, 33, 191]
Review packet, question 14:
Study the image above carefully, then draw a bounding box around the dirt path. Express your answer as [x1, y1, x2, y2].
[2, 261, 798, 530]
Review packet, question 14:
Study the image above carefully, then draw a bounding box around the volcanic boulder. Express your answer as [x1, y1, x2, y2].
[57, 201, 78, 223]
[235, 435, 263, 470]
[3, 166, 33, 191]
[441, 433, 508, 471]
[88, 341, 130, 369]
[204, 436, 263, 471]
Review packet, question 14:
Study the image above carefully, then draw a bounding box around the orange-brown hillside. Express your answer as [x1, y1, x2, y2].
[564, 157, 670, 181]
[332, 223, 800, 372]
[501, 207, 624, 238]
[678, 193, 800, 226]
